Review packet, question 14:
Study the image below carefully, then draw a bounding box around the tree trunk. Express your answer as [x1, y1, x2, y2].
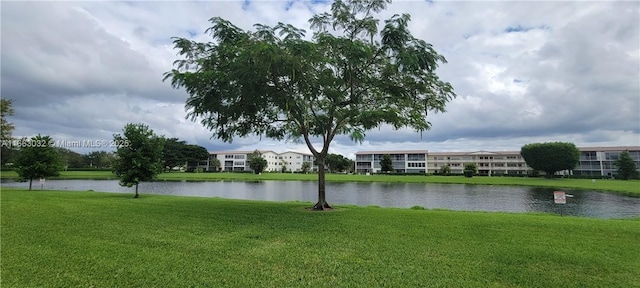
[135, 183, 139, 198]
[313, 157, 332, 210]
[29, 178, 33, 191]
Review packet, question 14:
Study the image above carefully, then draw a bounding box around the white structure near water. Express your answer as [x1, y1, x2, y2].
[197, 150, 315, 172]
[355, 146, 640, 177]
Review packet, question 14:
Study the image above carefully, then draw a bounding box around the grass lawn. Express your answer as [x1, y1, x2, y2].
[2, 170, 639, 196]
[2, 188, 639, 287]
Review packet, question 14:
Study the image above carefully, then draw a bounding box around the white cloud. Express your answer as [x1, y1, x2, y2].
[1, 0, 638, 158]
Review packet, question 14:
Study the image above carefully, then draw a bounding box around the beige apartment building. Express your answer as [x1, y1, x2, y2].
[355, 146, 640, 177]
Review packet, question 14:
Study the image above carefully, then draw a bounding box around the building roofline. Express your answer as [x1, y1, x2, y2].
[209, 150, 277, 155]
[355, 150, 429, 155]
[209, 150, 313, 156]
[355, 146, 640, 156]
[578, 146, 640, 152]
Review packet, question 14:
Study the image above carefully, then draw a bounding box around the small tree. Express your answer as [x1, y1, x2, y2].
[1, 99, 16, 167]
[210, 157, 221, 172]
[348, 159, 355, 173]
[1, 99, 15, 142]
[521, 142, 579, 178]
[248, 150, 267, 174]
[15, 135, 62, 190]
[380, 154, 393, 173]
[281, 160, 288, 173]
[463, 163, 477, 178]
[112, 123, 165, 198]
[614, 150, 639, 180]
[301, 161, 311, 173]
[440, 165, 451, 176]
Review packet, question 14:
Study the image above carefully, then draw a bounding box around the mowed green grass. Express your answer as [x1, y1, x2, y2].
[2, 170, 639, 196]
[2, 188, 639, 287]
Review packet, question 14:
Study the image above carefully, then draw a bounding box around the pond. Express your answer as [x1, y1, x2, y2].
[2, 179, 639, 219]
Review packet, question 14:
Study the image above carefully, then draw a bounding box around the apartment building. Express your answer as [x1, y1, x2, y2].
[426, 151, 530, 175]
[355, 150, 429, 174]
[574, 146, 640, 177]
[198, 150, 315, 172]
[355, 146, 640, 177]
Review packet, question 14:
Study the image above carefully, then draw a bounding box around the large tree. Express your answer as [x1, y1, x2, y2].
[112, 123, 165, 198]
[164, 0, 456, 210]
[15, 135, 62, 190]
[614, 150, 639, 180]
[163, 138, 209, 171]
[184, 144, 210, 169]
[520, 142, 580, 178]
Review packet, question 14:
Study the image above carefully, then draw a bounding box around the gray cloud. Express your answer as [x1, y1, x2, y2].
[1, 1, 638, 157]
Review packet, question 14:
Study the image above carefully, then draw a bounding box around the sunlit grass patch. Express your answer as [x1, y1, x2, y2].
[2, 188, 639, 287]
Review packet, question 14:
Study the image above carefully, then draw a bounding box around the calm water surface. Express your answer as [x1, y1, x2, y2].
[2, 179, 638, 219]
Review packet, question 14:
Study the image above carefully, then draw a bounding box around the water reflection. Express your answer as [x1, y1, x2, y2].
[1, 179, 638, 219]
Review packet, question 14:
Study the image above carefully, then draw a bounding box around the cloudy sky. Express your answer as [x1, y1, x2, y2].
[2, 0, 639, 158]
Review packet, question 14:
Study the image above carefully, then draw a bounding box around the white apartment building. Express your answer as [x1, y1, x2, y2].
[574, 146, 640, 177]
[355, 146, 640, 177]
[355, 150, 429, 174]
[198, 150, 315, 172]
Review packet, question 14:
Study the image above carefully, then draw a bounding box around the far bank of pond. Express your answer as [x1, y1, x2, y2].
[2, 179, 638, 219]
[1, 170, 639, 196]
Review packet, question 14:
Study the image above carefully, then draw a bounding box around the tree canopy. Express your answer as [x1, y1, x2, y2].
[15, 135, 62, 190]
[520, 142, 580, 177]
[325, 153, 352, 173]
[163, 138, 209, 171]
[184, 144, 210, 169]
[164, 0, 456, 210]
[163, 138, 188, 170]
[112, 123, 165, 198]
[614, 150, 639, 180]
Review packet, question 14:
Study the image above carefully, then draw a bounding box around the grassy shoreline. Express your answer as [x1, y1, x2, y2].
[2, 188, 639, 287]
[2, 170, 639, 196]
